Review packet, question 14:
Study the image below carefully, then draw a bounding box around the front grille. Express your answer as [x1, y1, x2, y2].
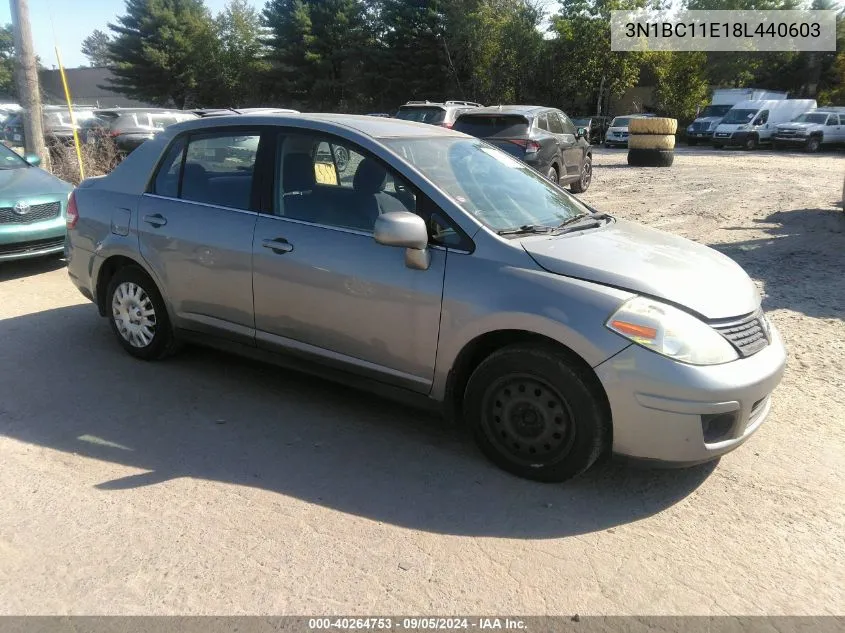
[0, 201, 61, 225]
[777, 129, 798, 137]
[691, 122, 710, 132]
[0, 236, 65, 256]
[712, 311, 769, 358]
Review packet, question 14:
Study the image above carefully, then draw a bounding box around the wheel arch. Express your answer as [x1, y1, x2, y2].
[443, 329, 612, 434]
[95, 254, 166, 318]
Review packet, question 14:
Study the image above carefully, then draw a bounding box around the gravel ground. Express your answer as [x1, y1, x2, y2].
[0, 146, 843, 616]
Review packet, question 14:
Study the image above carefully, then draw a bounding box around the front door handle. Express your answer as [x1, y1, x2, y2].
[143, 213, 167, 227]
[262, 238, 294, 254]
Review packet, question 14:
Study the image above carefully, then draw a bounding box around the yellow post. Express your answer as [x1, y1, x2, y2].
[55, 46, 84, 181]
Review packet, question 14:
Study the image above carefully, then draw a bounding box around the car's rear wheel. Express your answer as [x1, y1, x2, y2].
[546, 165, 559, 184]
[107, 266, 175, 360]
[570, 154, 592, 193]
[464, 344, 609, 483]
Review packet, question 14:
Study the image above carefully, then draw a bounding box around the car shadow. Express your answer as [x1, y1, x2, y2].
[0, 304, 716, 539]
[0, 255, 65, 281]
[712, 207, 844, 320]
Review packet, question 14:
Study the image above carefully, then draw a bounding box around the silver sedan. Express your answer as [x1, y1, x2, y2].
[65, 113, 786, 482]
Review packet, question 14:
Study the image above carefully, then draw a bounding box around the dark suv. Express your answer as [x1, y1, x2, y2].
[394, 100, 483, 128]
[454, 105, 592, 193]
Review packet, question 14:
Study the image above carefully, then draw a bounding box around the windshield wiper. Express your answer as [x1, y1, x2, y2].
[558, 211, 611, 228]
[496, 224, 556, 236]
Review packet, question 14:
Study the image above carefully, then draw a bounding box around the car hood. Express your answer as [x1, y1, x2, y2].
[521, 219, 758, 320]
[692, 116, 722, 124]
[777, 122, 817, 131]
[0, 166, 72, 203]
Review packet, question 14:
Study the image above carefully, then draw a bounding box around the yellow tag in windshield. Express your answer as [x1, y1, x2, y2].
[314, 162, 338, 185]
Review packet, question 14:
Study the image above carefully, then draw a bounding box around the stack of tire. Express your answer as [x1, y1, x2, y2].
[627, 117, 677, 167]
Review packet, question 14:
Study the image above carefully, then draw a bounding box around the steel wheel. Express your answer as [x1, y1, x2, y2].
[334, 146, 350, 172]
[580, 157, 592, 189]
[112, 281, 157, 348]
[481, 374, 576, 468]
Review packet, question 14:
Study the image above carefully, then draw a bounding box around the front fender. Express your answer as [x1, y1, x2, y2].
[431, 255, 635, 401]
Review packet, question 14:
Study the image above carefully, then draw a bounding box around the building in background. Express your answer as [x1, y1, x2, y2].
[38, 67, 153, 108]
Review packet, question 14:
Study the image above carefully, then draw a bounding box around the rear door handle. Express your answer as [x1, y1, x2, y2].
[143, 213, 167, 227]
[262, 238, 294, 254]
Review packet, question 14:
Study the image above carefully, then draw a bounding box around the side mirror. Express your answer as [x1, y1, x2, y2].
[24, 153, 41, 167]
[374, 211, 430, 271]
[576, 127, 587, 139]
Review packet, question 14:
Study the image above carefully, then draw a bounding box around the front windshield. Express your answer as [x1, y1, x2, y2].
[0, 143, 29, 170]
[699, 105, 732, 118]
[722, 109, 757, 124]
[610, 117, 631, 127]
[792, 113, 828, 124]
[572, 118, 589, 126]
[384, 137, 588, 232]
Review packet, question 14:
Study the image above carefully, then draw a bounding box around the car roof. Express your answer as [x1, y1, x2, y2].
[163, 113, 467, 139]
[94, 108, 189, 115]
[459, 105, 551, 116]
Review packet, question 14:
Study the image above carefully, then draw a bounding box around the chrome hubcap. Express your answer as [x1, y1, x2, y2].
[112, 282, 156, 348]
[582, 160, 592, 187]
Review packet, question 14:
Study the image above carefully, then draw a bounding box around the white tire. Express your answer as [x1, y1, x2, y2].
[628, 117, 678, 135]
[628, 134, 676, 150]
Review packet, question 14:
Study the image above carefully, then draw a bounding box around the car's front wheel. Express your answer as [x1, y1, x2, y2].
[107, 266, 175, 360]
[806, 136, 821, 153]
[464, 344, 609, 483]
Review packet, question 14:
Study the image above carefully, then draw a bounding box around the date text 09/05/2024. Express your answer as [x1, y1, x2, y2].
[308, 618, 528, 630]
[624, 21, 822, 39]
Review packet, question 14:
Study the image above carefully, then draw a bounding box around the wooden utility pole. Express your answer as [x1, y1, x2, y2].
[9, 0, 50, 170]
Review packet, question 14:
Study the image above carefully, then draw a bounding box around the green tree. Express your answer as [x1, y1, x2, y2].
[81, 29, 112, 67]
[106, 0, 219, 108]
[263, 0, 374, 110]
[209, 0, 270, 107]
[650, 51, 709, 121]
[0, 24, 15, 98]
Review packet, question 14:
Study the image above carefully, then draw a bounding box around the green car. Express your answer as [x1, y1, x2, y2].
[0, 143, 72, 261]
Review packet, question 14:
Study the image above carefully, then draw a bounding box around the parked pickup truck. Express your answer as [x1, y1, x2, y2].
[772, 108, 845, 152]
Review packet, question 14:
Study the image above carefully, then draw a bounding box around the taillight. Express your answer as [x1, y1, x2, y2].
[509, 139, 541, 153]
[441, 122, 454, 129]
[66, 190, 79, 229]
[109, 130, 121, 137]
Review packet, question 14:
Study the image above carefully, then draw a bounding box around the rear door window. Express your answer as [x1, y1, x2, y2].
[547, 112, 564, 134]
[152, 138, 186, 198]
[453, 115, 530, 138]
[179, 132, 260, 210]
[558, 112, 576, 134]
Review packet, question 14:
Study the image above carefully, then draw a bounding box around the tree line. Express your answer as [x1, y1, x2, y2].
[64, 0, 845, 122]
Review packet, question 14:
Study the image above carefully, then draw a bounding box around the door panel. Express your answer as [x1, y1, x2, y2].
[554, 112, 582, 176]
[138, 195, 258, 341]
[252, 217, 446, 391]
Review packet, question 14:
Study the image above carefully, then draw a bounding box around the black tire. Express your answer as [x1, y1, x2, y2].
[687, 138, 698, 146]
[546, 164, 559, 184]
[772, 141, 783, 151]
[463, 344, 610, 483]
[570, 153, 592, 193]
[743, 135, 758, 151]
[806, 136, 821, 153]
[712, 143, 724, 149]
[106, 266, 176, 361]
[627, 148, 674, 167]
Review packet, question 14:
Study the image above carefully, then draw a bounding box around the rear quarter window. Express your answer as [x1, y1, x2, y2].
[453, 115, 530, 138]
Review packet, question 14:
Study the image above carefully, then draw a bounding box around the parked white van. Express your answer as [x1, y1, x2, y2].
[686, 89, 787, 145]
[712, 99, 817, 150]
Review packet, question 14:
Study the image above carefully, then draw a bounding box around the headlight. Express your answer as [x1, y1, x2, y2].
[736, 124, 748, 130]
[606, 297, 739, 365]
[709, 122, 719, 130]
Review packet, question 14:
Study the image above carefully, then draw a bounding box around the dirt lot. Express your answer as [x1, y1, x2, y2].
[0, 146, 843, 615]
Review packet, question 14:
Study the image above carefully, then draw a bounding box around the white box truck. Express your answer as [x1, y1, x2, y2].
[712, 99, 817, 150]
[686, 89, 788, 145]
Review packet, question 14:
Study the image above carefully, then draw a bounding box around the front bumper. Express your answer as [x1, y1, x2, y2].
[712, 131, 754, 146]
[772, 134, 809, 145]
[687, 130, 714, 139]
[0, 216, 66, 261]
[595, 323, 786, 464]
[605, 136, 628, 146]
